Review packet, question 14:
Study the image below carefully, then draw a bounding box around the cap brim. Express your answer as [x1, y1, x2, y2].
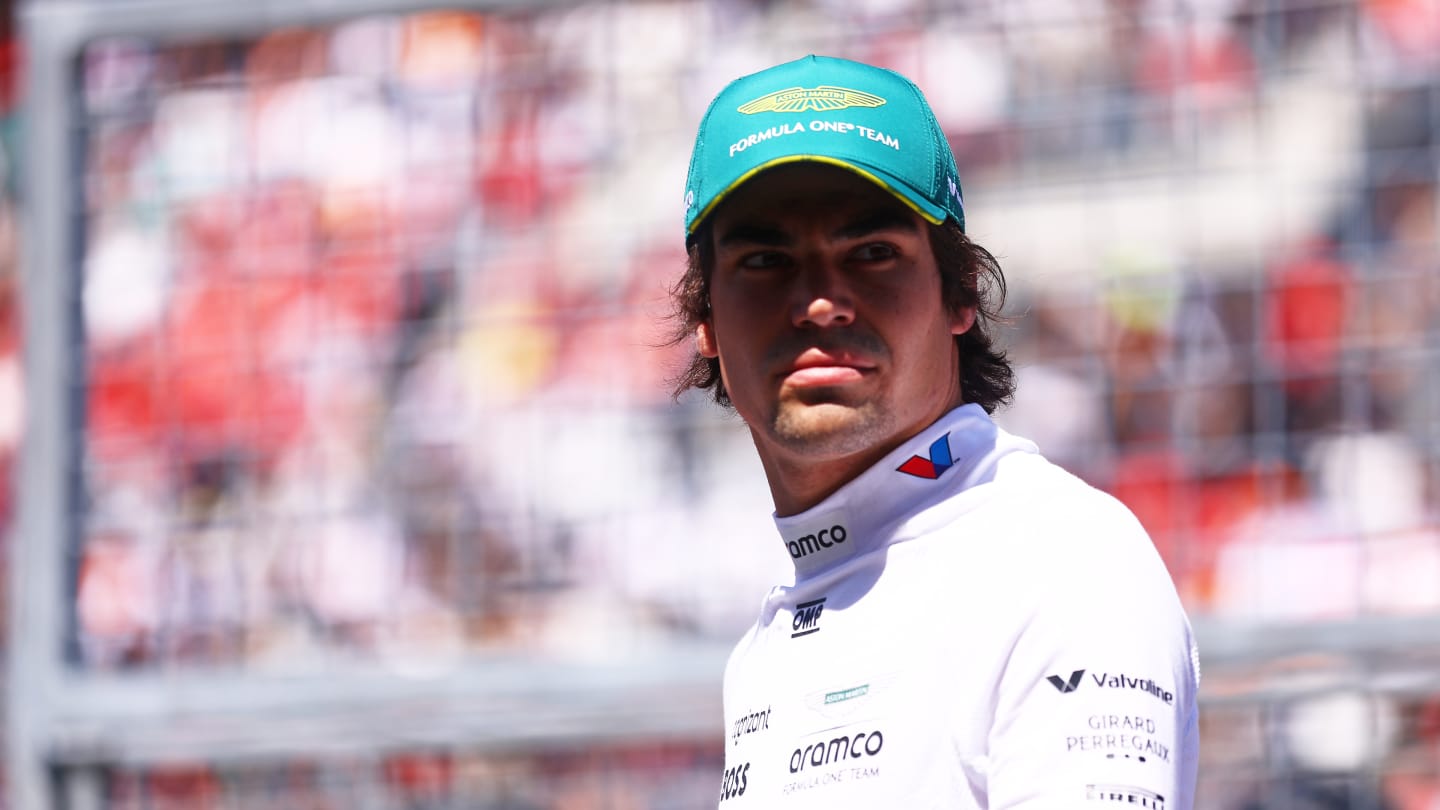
[686, 155, 948, 239]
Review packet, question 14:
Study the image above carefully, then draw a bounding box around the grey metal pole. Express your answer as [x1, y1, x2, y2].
[12, 2, 90, 807]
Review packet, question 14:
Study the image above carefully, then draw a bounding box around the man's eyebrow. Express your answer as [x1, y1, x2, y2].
[716, 223, 790, 249]
[834, 209, 919, 240]
[717, 210, 919, 249]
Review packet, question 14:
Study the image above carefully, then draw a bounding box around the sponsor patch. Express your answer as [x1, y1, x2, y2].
[1066, 731, 1171, 764]
[1048, 670, 1085, 694]
[720, 762, 750, 802]
[804, 672, 899, 721]
[788, 728, 884, 774]
[738, 86, 886, 114]
[825, 684, 869, 705]
[792, 598, 826, 638]
[1064, 714, 1171, 763]
[1046, 669, 1175, 705]
[896, 433, 954, 480]
[728, 120, 900, 157]
[780, 723, 887, 795]
[786, 524, 848, 560]
[731, 706, 772, 747]
[1087, 784, 1165, 810]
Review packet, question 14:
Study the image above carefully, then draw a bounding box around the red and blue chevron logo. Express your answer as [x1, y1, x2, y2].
[896, 433, 953, 480]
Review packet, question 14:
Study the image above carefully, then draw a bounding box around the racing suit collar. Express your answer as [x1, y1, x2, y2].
[772, 403, 1036, 578]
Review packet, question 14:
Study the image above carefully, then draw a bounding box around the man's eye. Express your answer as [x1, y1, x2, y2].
[853, 243, 898, 262]
[741, 252, 788, 269]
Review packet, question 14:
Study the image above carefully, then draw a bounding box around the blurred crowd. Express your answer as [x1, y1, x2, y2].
[62, 0, 1440, 665]
[3, 0, 1440, 807]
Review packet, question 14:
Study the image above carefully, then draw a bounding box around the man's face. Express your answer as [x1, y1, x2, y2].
[697, 163, 974, 475]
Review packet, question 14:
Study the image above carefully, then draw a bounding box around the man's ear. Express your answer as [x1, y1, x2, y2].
[696, 321, 720, 358]
[950, 305, 976, 336]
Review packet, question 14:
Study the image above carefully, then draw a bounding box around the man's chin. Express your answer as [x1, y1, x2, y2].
[770, 401, 886, 456]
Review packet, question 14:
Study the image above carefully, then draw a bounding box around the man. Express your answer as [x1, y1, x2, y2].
[672, 55, 1199, 809]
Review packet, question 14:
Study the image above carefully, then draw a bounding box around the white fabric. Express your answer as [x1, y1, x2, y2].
[718, 404, 1199, 810]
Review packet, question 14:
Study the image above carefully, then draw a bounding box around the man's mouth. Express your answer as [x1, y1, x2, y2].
[782, 349, 876, 387]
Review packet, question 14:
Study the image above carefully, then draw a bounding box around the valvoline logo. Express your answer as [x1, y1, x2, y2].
[896, 433, 953, 480]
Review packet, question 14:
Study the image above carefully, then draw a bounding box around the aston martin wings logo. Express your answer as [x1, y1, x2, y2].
[738, 85, 887, 114]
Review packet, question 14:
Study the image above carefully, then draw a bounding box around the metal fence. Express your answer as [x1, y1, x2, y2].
[9, 0, 1440, 807]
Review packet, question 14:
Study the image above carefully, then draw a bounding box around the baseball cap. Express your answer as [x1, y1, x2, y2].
[683, 54, 965, 242]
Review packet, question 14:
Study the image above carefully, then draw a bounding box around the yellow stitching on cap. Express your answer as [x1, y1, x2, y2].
[687, 155, 945, 235]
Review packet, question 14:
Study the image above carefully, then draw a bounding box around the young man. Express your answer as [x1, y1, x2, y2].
[673, 55, 1199, 809]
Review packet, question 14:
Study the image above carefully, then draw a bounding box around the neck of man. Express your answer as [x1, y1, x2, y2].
[754, 431, 908, 518]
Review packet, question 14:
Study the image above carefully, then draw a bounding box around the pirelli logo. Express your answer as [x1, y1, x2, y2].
[1087, 784, 1165, 810]
[738, 86, 886, 114]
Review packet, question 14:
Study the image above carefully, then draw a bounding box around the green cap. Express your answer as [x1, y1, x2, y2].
[683, 54, 965, 241]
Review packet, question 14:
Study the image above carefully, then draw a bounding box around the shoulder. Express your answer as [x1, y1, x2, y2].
[980, 454, 1199, 685]
[984, 452, 1161, 573]
[950, 451, 1193, 664]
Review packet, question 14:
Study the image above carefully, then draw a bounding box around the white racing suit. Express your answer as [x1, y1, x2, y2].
[718, 404, 1199, 810]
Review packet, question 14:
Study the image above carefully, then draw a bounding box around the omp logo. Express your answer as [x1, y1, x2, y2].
[787, 524, 847, 559]
[738, 86, 886, 114]
[1086, 784, 1165, 810]
[896, 433, 953, 480]
[792, 598, 826, 638]
[1049, 669, 1085, 694]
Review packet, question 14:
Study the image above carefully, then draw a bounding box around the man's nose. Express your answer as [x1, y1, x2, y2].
[792, 260, 856, 328]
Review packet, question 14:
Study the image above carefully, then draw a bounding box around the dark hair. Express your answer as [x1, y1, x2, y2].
[667, 218, 1016, 413]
